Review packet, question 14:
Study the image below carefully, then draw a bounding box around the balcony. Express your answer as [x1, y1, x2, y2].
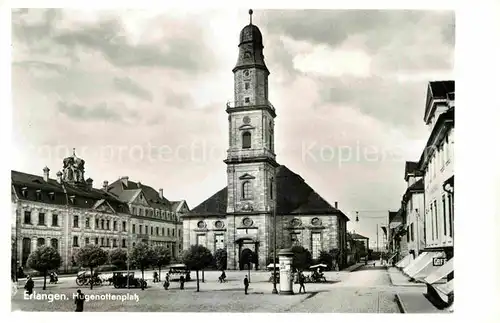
[226, 100, 276, 114]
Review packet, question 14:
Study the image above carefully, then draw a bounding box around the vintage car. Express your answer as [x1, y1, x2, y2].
[167, 264, 191, 281]
[112, 271, 146, 288]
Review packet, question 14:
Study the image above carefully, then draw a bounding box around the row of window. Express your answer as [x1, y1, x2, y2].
[426, 133, 453, 183]
[130, 207, 177, 221]
[427, 192, 454, 242]
[72, 236, 127, 248]
[132, 224, 181, 238]
[23, 211, 58, 226]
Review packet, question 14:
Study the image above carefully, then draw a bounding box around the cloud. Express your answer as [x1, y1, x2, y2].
[57, 101, 138, 123]
[113, 77, 153, 101]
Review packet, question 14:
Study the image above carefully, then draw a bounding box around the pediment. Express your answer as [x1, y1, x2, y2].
[238, 124, 255, 130]
[132, 191, 150, 206]
[239, 173, 255, 180]
[93, 199, 116, 214]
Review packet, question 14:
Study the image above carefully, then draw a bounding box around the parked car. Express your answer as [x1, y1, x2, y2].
[111, 271, 146, 288]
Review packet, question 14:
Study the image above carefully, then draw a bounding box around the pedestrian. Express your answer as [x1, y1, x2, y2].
[163, 274, 170, 290]
[243, 275, 249, 295]
[179, 275, 185, 290]
[298, 271, 306, 294]
[75, 289, 85, 312]
[153, 271, 158, 283]
[24, 275, 34, 295]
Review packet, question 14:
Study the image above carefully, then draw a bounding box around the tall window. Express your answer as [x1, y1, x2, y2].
[38, 213, 45, 225]
[156, 227, 159, 235]
[113, 239, 117, 247]
[95, 218, 99, 229]
[215, 234, 224, 250]
[132, 207, 136, 215]
[106, 220, 110, 230]
[448, 194, 454, 238]
[101, 219, 104, 229]
[37, 238, 45, 247]
[73, 216, 79, 228]
[52, 214, 58, 226]
[73, 236, 79, 247]
[101, 237, 105, 246]
[85, 217, 90, 228]
[24, 211, 31, 224]
[151, 226, 153, 235]
[197, 234, 206, 247]
[22, 238, 31, 265]
[132, 224, 136, 234]
[270, 177, 274, 199]
[113, 221, 117, 231]
[245, 82, 250, 90]
[162, 228, 165, 236]
[85, 237, 89, 245]
[407, 228, 410, 242]
[442, 195, 447, 236]
[167, 228, 170, 236]
[51, 238, 58, 250]
[410, 223, 414, 242]
[145, 225, 148, 235]
[139, 225, 143, 234]
[430, 204, 435, 240]
[179, 229, 181, 237]
[95, 237, 99, 245]
[433, 200, 438, 239]
[122, 239, 126, 247]
[311, 233, 321, 259]
[242, 132, 251, 149]
[242, 181, 252, 199]
[122, 221, 127, 232]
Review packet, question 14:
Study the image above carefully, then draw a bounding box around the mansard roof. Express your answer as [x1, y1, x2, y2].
[11, 170, 129, 213]
[107, 178, 173, 211]
[187, 165, 349, 221]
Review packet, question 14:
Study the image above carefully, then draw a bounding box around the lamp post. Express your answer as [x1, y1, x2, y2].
[272, 179, 278, 294]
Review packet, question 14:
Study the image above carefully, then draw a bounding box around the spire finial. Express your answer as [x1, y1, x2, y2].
[249, 9, 253, 25]
[73, 148, 76, 157]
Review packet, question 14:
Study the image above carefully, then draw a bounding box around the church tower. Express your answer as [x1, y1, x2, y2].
[225, 10, 278, 214]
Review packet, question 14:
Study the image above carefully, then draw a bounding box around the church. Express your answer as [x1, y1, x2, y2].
[182, 11, 349, 270]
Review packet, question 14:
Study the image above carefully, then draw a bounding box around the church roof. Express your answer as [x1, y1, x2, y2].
[11, 170, 129, 212]
[187, 165, 349, 220]
[107, 178, 173, 211]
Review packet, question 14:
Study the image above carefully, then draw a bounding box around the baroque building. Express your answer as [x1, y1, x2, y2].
[106, 177, 188, 260]
[182, 11, 349, 270]
[11, 151, 130, 273]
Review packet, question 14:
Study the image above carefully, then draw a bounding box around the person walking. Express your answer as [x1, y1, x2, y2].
[243, 275, 249, 295]
[163, 273, 170, 290]
[298, 271, 306, 294]
[75, 289, 85, 312]
[24, 275, 34, 295]
[179, 275, 185, 290]
[153, 271, 159, 283]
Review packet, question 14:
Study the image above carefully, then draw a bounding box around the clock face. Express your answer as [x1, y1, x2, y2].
[243, 116, 251, 124]
[243, 70, 250, 77]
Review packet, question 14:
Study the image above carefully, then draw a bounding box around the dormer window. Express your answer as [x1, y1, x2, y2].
[69, 196, 75, 204]
[49, 192, 55, 201]
[21, 188, 28, 198]
[36, 190, 42, 201]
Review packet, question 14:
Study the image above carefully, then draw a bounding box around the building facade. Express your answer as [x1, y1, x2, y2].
[11, 152, 130, 273]
[182, 12, 349, 270]
[402, 161, 425, 257]
[419, 81, 454, 260]
[106, 177, 187, 260]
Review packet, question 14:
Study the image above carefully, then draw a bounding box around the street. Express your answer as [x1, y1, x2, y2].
[11, 262, 428, 312]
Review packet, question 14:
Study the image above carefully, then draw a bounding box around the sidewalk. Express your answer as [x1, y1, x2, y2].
[343, 262, 366, 272]
[387, 267, 425, 287]
[395, 292, 449, 313]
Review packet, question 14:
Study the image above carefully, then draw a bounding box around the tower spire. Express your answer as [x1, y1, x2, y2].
[73, 148, 76, 157]
[249, 9, 253, 25]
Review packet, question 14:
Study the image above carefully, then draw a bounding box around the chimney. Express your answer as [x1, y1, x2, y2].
[103, 180, 108, 191]
[121, 176, 129, 187]
[56, 171, 62, 184]
[43, 166, 50, 182]
[159, 188, 163, 199]
[86, 178, 93, 189]
[335, 201, 338, 209]
[137, 181, 141, 188]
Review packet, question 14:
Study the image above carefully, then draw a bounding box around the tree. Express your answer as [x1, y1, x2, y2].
[182, 245, 213, 292]
[74, 245, 108, 290]
[291, 246, 312, 272]
[130, 242, 153, 290]
[151, 245, 171, 281]
[214, 249, 227, 271]
[108, 248, 128, 270]
[318, 250, 334, 270]
[26, 246, 61, 290]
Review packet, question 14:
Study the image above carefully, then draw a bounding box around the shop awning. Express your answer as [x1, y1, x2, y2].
[403, 251, 445, 279]
[396, 254, 413, 268]
[424, 258, 454, 285]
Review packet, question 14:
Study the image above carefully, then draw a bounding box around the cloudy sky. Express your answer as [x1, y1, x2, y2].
[11, 8, 454, 243]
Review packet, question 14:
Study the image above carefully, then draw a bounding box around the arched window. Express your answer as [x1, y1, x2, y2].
[242, 132, 251, 149]
[270, 177, 274, 199]
[37, 238, 45, 247]
[242, 181, 253, 199]
[50, 238, 58, 250]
